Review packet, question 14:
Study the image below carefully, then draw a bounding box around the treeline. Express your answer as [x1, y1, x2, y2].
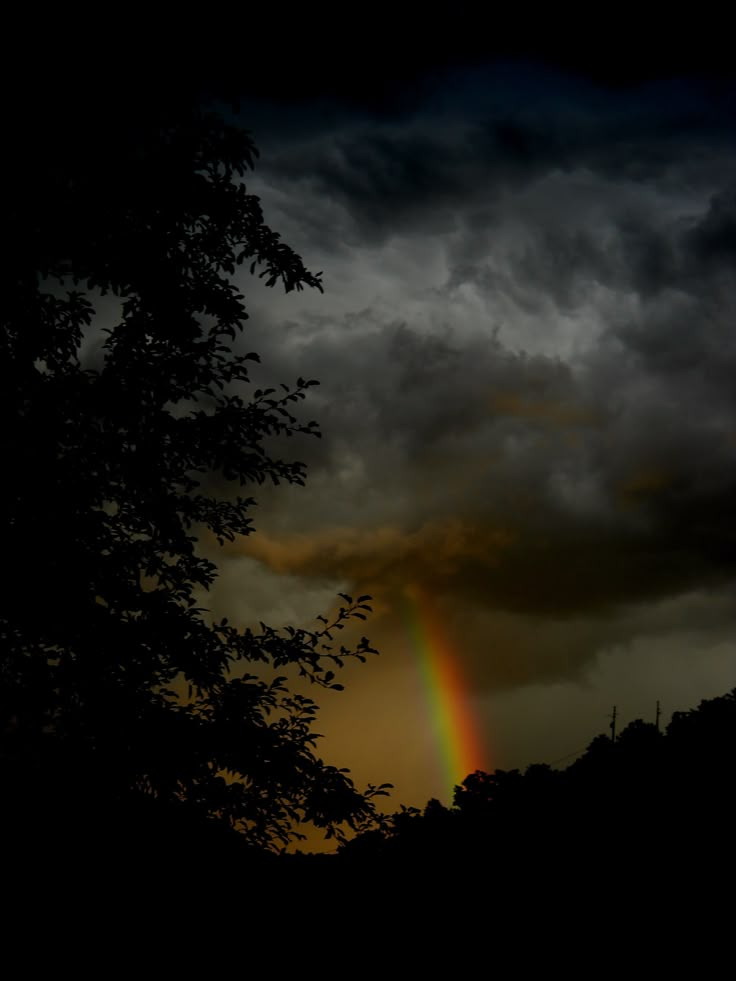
[337, 687, 736, 878]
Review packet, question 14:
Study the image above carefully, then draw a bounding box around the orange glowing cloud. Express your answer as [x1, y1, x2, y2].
[230, 519, 515, 590]
[490, 391, 599, 428]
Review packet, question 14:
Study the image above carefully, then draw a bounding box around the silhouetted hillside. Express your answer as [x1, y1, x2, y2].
[339, 687, 736, 890]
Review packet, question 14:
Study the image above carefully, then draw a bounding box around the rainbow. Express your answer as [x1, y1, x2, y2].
[400, 584, 487, 795]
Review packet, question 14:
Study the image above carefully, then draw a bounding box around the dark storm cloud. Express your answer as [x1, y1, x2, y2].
[217, 66, 736, 693]
[235, 302, 736, 608]
[246, 68, 736, 249]
[688, 183, 736, 264]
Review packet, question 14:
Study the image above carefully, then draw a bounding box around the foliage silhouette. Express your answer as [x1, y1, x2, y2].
[341, 687, 736, 882]
[1, 90, 390, 856]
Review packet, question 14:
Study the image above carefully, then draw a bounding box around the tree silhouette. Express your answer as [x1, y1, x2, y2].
[1, 87, 389, 857]
[341, 686, 736, 890]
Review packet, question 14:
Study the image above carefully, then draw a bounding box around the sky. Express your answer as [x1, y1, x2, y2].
[195, 42, 736, 823]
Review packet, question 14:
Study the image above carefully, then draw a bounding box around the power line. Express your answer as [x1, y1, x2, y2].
[532, 698, 664, 770]
[548, 745, 591, 767]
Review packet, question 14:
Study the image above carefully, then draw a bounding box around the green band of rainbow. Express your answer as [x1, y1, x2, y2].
[400, 585, 487, 793]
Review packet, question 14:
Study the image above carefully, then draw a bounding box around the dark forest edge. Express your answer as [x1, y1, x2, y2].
[338, 685, 736, 869]
[10, 684, 733, 918]
[267, 684, 736, 920]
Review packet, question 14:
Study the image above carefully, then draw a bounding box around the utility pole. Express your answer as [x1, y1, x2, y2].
[610, 705, 617, 743]
[655, 700, 661, 732]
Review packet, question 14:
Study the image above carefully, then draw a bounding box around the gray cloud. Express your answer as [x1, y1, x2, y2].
[207, 66, 736, 715]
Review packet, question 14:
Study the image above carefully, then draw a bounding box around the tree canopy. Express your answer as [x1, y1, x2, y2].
[1, 90, 389, 856]
[340, 687, 736, 874]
